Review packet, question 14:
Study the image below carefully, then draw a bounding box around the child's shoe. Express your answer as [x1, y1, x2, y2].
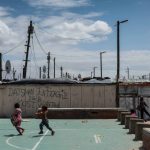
[51, 130, 55, 136]
[22, 129, 25, 134]
[38, 131, 43, 134]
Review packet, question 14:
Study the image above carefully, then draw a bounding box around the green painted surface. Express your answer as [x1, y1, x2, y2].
[0, 119, 142, 150]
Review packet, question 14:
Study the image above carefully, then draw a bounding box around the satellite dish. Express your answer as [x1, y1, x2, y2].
[5, 60, 11, 73]
[43, 74, 46, 79]
[78, 74, 81, 79]
[43, 65, 46, 73]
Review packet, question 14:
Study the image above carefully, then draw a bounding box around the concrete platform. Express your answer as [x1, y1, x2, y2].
[120, 112, 131, 125]
[117, 109, 129, 121]
[143, 128, 150, 150]
[37, 108, 120, 119]
[129, 118, 144, 134]
[135, 122, 150, 140]
[125, 115, 138, 129]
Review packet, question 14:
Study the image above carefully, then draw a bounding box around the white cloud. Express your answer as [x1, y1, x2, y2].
[0, 20, 18, 46]
[26, 0, 90, 8]
[0, 6, 11, 17]
[35, 19, 112, 44]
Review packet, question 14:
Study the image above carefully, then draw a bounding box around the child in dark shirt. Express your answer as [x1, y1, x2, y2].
[35, 106, 55, 135]
[137, 96, 150, 120]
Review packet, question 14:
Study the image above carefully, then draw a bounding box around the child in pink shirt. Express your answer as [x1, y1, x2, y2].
[130, 109, 136, 117]
[11, 103, 24, 135]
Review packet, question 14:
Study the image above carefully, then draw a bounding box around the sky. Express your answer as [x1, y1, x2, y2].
[0, 0, 150, 80]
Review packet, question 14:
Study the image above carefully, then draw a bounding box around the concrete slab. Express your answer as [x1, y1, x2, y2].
[129, 118, 144, 134]
[117, 109, 129, 121]
[38, 108, 121, 119]
[125, 115, 138, 129]
[120, 112, 131, 125]
[143, 128, 150, 150]
[135, 122, 150, 140]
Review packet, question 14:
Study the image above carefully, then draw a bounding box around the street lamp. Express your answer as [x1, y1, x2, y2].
[116, 19, 128, 107]
[93, 66, 97, 78]
[100, 51, 106, 78]
[91, 71, 93, 78]
[116, 20, 128, 81]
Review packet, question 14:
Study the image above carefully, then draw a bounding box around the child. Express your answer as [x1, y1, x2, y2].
[35, 106, 55, 135]
[130, 109, 136, 117]
[137, 96, 150, 120]
[11, 103, 24, 135]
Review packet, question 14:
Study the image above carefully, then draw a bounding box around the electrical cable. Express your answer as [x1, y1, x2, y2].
[2, 38, 26, 55]
[31, 35, 39, 76]
[34, 30, 47, 55]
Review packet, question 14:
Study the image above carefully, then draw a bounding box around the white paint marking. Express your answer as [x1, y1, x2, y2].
[31, 130, 49, 150]
[6, 137, 31, 150]
[94, 135, 98, 143]
[94, 134, 101, 144]
[97, 135, 101, 143]
[22, 119, 30, 122]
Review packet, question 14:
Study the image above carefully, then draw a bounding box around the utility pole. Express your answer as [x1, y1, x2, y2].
[19, 73, 21, 80]
[0, 53, 2, 81]
[47, 52, 50, 78]
[39, 67, 41, 79]
[60, 66, 63, 78]
[13, 67, 16, 80]
[23, 20, 34, 79]
[126, 67, 129, 79]
[100, 51, 106, 78]
[54, 57, 55, 78]
[66, 72, 68, 78]
[93, 66, 97, 78]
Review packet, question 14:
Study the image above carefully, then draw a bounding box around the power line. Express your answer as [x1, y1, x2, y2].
[34, 24, 101, 58]
[31, 36, 39, 75]
[34, 30, 47, 55]
[2, 38, 26, 55]
[50, 53, 97, 58]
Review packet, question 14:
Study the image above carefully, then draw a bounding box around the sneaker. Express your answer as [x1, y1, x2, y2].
[51, 130, 55, 136]
[38, 131, 43, 134]
[22, 129, 25, 134]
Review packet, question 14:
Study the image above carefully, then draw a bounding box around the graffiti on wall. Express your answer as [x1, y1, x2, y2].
[8, 87, 69, 112]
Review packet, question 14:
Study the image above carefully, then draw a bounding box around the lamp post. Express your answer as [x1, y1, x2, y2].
[93, 66, 97, 78]
[116, 19, 128, 107]
[91, 71, 93, 78]
[100, 51, 106, 79]
[0, 53, 2, 81]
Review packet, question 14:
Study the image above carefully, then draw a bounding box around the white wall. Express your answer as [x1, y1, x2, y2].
[0, 84, 116, 117]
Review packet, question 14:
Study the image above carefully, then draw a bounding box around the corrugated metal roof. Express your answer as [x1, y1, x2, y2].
[1, 78, 79, 84]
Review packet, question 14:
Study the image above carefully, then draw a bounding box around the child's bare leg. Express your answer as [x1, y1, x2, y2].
[15, 126, 23, 135]
[44, 121, 55, 135]
[39, 122, 44, 134]
[15, 125, 24, 135]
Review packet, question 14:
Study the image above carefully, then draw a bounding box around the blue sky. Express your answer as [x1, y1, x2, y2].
[0, 0, 150, 80]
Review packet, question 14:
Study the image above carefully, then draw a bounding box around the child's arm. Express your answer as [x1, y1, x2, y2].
[35, 111, 44, 115]
[35, 110, 45, 119]
[144, 102, 149, 107]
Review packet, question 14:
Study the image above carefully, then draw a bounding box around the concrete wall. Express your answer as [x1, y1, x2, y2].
[0, 84, 116, 117]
